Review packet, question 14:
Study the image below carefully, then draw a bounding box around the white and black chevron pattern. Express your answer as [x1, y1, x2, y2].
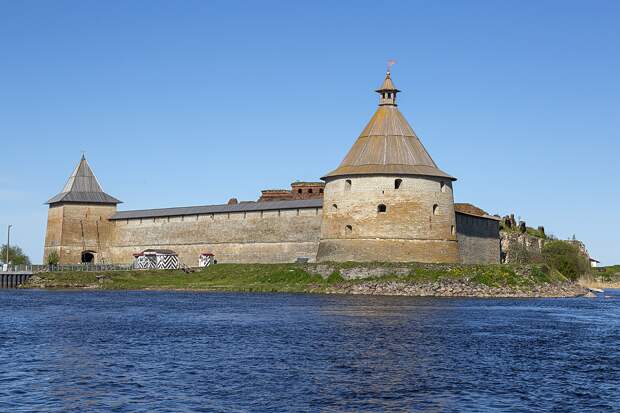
[134, 255, 156, 269]
[156, 254, 179, 269]
[199, 255, 214, 267]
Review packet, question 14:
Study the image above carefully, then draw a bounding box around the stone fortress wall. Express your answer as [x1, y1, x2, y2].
[44, 192, 499, 266]
[456, 211, 501, 264]
[107, 205, 322, 265]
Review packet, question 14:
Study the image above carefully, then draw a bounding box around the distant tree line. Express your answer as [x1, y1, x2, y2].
[0, 244, 31, 265]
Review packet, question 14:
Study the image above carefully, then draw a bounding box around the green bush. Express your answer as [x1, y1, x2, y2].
[46, 250, 60, 265]
[542, 241, 589, 281]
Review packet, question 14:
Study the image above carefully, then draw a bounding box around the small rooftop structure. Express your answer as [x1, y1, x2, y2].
[258, 181, 325, 202]
[47, 155, 121, 205]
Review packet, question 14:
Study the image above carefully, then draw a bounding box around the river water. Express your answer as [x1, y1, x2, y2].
[0, 290, 619, 412]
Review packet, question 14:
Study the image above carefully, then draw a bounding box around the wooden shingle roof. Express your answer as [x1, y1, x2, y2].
[47, 155, 121, 205]
[323, 71, 455, 181]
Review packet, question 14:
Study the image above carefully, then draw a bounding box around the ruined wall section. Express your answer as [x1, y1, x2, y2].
[500, 231, 545, 264]
[317, 176, 459, 263]
[44, 203, 118, 264]
[108, 207, 322, 265]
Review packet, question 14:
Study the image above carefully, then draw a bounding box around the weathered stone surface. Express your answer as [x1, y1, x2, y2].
[44, 203, 117, 264]
[317, 175, 459, 263]
[108, 209, 322, 265]
[500, 231, 545, 264]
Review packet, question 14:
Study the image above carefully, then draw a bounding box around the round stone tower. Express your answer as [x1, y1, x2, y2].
[316, 70, 459, 263]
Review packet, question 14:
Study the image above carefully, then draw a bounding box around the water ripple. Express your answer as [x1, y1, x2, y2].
[0, 289, 619, 412]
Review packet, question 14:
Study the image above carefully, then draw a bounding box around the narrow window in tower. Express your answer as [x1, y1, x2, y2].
[332, 204, 338, 211]
[345, 225, 352, 234]
[395, 179, 402, 189]
[440, 181, 446, 192]
[345, 179, 352, 191]
[433, 204, 439, 215]
[451, 225, 456, 236]
[378, 204, 387, 213]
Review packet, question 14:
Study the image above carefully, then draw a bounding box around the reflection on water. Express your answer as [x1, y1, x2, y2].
[0, 290, 619, 412]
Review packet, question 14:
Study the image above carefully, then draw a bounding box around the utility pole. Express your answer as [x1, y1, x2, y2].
[6, 225, 12, 265]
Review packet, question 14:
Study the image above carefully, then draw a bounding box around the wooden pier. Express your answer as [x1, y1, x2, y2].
[0, 271, 33, 288]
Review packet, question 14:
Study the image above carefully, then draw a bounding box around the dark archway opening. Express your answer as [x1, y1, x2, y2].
[81, 251, 95, 263]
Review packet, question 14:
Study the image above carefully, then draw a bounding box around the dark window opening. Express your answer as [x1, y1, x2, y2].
[308, 188, 313, 194]
[332, 204, 338, 211]
[440, 181, 446, 192]
[298, 189, 302, 194]
[345, 179, 352, 191]
[395, 179, 402, 189]
[433, 204, 439, 215]
[378, 204, 387, 213]
[319, 189, 324, 194]
[345, 225, 352, 234]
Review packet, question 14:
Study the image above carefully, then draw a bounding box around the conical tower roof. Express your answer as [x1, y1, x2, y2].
[46, 155, 121, 205]
[323, 71, 455, 181]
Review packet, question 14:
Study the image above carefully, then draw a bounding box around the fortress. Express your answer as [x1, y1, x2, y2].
[44, 71, 500, 266]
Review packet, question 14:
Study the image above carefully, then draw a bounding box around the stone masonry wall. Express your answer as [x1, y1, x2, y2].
[107, 207, 322, 265]
[456, 212, 500, 264]
[500, 231, 545, 264]
[44, 203, 118, 264]
[317, 175, 459, 263]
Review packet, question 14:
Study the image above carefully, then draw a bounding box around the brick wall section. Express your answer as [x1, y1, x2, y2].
[455, 212, 500, 264]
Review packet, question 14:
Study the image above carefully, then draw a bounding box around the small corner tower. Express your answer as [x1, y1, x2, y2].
[316, 68, 459, 263]
[44, 155, 121, 264]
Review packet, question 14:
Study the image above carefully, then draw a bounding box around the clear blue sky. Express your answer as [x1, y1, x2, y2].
[1, 1, 618, 265]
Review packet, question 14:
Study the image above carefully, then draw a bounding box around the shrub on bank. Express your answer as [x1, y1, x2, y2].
[542, 241, 589, 281]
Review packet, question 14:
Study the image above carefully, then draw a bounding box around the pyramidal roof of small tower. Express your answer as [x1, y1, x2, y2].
[376, 71, 399, 92]
[322, 70, 455, 181]
[46, 155, 122, 205]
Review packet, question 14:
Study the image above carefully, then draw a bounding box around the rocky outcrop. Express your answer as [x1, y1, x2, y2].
[326, 278, 586, 298]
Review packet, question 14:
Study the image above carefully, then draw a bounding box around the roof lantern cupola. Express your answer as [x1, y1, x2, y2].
[376, 60, 400, 106]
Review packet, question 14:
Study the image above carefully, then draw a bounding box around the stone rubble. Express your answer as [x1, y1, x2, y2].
[326, 278, 587, 298]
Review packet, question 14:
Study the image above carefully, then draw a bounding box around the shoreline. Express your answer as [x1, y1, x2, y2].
[19, 263, 591, 298]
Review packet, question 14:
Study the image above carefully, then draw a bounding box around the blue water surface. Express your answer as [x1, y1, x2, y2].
[0, 290, 619, 412]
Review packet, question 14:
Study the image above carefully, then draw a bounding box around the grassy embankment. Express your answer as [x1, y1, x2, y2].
[23, 262, 570, 292]
[579, 265, 620, 289]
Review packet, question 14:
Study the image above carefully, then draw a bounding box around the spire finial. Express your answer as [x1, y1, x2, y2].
[387, 59, 396, 75]
[80, 150, 86, 160]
